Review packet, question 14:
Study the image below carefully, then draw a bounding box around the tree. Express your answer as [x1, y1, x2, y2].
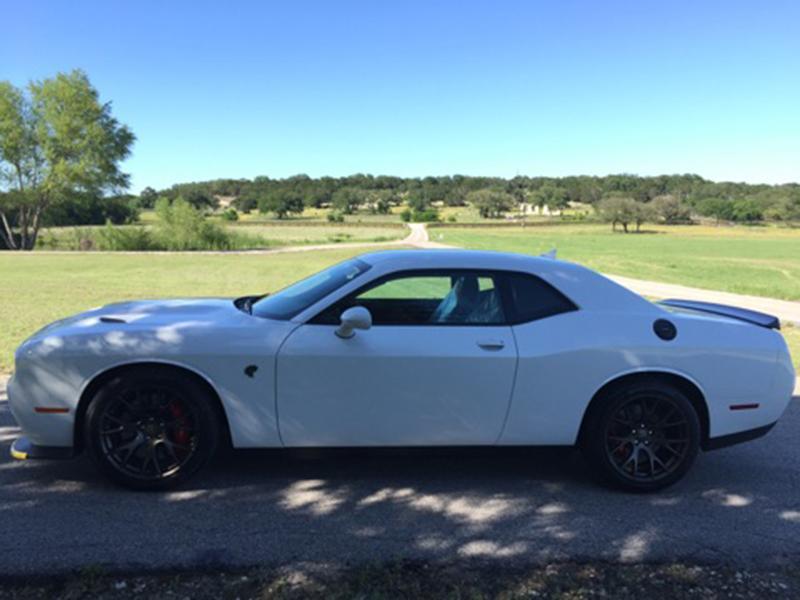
[730, 199, 763, 223]
[259, 189, 304, 219]
[466, 188, 515, 218]
[651, 194, 691, 224]
[332, 187, 363, 214]
[139, 186, 158, 208]
[366, 191, 392, 215]
[42, 191, 138, 226]
[529, 185, 569, 211]
[0, 70, 134, 249]
[764, 190, 800, 222]
[405, 190, 432, 212]
[632, 201, 656, 232]
[695, 198, 735, 224]
[598, 194, 641, 233]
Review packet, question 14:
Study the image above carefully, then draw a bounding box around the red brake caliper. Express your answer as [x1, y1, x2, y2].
[170, 401, 189, 447]
[611, 424, 631, 458]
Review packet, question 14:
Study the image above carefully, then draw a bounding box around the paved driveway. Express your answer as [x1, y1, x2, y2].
[1, 384, 798, 576]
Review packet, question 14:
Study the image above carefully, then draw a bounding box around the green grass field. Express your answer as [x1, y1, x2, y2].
[439, 223, 800, 301]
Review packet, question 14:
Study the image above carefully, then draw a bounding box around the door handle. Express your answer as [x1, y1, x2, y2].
[477, 340, 505, 351]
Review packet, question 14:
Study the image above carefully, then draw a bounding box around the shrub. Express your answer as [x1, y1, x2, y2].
[400, 208, 439, 223]
[221, 208, 239, 221]
[327, 211, 345, 223]
[96, 222, 154, 251]
[154, 197, 233, 250]
[414, 209, 440, 222]
[327, 233, 353, 243]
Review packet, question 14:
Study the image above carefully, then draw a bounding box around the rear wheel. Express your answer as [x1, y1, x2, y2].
[582, 381, 700, 492]
[85, 367, 220, 490]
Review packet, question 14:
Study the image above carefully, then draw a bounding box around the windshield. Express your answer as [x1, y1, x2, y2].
[251, 258, 371, 320]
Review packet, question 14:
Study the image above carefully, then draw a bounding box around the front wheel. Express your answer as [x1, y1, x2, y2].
[581, 381, 701, 492]
[85, 367, 221, 490]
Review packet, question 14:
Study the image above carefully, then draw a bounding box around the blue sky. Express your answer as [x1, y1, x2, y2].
[2, 0, 798, 192]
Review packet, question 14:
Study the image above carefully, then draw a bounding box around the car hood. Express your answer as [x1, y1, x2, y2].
[28, 298, 243, 341]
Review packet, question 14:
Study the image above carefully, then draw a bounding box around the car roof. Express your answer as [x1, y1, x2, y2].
[359, 248, 571, 271]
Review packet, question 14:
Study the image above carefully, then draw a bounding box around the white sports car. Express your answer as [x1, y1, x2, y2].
[9, 250, 796, 491]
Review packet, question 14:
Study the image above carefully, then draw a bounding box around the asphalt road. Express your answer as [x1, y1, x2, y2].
[1, 386, 798, 576]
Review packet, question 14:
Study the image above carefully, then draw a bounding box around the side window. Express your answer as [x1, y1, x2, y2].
[313, 272, 506, 326]
[504, 272, 577, 324]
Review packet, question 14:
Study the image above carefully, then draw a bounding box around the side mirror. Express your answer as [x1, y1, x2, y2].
[336, 306, 372, 339]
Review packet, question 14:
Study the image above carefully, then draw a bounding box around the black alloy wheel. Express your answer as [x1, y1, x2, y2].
[85, 367, 220, 490]
[582, 381, 700, 492]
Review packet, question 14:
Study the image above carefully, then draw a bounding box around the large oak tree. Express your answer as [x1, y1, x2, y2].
[0, 70, 134, 249]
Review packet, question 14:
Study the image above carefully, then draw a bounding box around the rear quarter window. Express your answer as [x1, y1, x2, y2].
[504, 272, 578, 324]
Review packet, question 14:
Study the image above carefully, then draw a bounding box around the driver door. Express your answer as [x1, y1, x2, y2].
[276, 270, 518, 446]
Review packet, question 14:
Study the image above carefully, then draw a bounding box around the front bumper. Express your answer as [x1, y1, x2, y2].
[11, 437, 75, 460]
[7, 371, 78, 448]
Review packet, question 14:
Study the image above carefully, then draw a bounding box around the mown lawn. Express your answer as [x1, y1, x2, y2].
[0, 248, 380, 373]
[438, 223, 800, 301]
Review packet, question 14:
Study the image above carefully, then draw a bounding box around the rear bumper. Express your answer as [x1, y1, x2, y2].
[703, 422, 776, 451]
[10, 437, 75, 460]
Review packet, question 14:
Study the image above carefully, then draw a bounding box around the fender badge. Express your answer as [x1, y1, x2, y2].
[244, 365, 259, 378]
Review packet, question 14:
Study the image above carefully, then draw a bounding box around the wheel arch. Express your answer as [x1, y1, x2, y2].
[577, 370, 710, 448]
[73, 360, 232, 454]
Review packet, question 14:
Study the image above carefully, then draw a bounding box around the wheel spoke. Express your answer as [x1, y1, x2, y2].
[162, 440, 181, 464]
[151, 446, 163, 477]
[610, 439, 630, 455]
[120, 440, 143, 467]
[604, 393, 694, 484]
[660, 443, 683, 458]
[97, 383, 198, 482]
[141, 453, 153, 475]
[103, 414, 135, 427]
[100, 426, 126, 436]
[116, 435, 145, 456]
[655, 406, 677, 426]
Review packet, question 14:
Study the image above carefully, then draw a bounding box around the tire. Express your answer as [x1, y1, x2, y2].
[84, 366, 221, 490]
[581, 380, 701, 492]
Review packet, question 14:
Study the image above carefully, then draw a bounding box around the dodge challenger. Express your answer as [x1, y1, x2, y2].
[8, 250, 795, 491]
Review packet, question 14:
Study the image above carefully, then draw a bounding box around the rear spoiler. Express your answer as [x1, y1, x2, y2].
[659, 299, 780, 330]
